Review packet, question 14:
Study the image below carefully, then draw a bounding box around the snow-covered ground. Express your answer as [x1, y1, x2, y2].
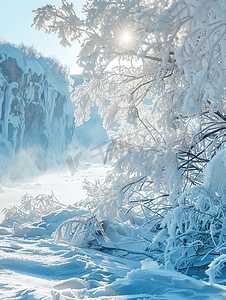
[1, 164, 226, 300]
[0, 164, 108, 221]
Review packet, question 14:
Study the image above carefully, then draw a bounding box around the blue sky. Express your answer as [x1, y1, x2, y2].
[0, 0, 85, 74]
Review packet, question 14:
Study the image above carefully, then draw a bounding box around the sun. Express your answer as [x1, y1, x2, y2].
[121, 32, 132, 44]
[112, 22, 139, 55]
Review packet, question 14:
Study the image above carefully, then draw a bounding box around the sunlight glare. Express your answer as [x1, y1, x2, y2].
[121, 32, 131, 44]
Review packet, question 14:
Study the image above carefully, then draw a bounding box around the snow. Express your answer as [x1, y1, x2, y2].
[7, 1, 226, 299]
[1, 26, 226, 300]
[0, 164, 108, 221]
[0, 165, 226, 299]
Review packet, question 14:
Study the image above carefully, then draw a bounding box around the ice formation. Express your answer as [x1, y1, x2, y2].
[0, 43, 109, 180]
[0, 42, 75, 179]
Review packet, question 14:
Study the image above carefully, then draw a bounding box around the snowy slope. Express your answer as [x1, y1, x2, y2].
[1, 166, 226, 299]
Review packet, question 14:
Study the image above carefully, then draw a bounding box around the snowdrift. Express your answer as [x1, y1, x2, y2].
[1, 187, 226, 300]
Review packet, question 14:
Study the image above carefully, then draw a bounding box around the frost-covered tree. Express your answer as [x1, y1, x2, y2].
[33, 0, 226, 273]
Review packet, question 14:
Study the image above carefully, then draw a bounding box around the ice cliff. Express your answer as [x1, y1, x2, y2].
[0, 43, 75, 179]
[0, 42, 109, 180]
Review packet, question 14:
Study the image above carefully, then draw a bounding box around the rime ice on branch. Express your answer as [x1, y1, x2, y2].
[33, 0, 226, 273]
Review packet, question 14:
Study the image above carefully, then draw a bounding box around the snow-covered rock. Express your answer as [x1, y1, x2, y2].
[0, 227, 10, 235]
[26, 226, 46, 237]
[13, 222, 24, 237]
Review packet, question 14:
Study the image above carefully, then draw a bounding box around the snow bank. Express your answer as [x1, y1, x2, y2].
[72, 268, 226, 300]
[1, 191, 226, 299]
